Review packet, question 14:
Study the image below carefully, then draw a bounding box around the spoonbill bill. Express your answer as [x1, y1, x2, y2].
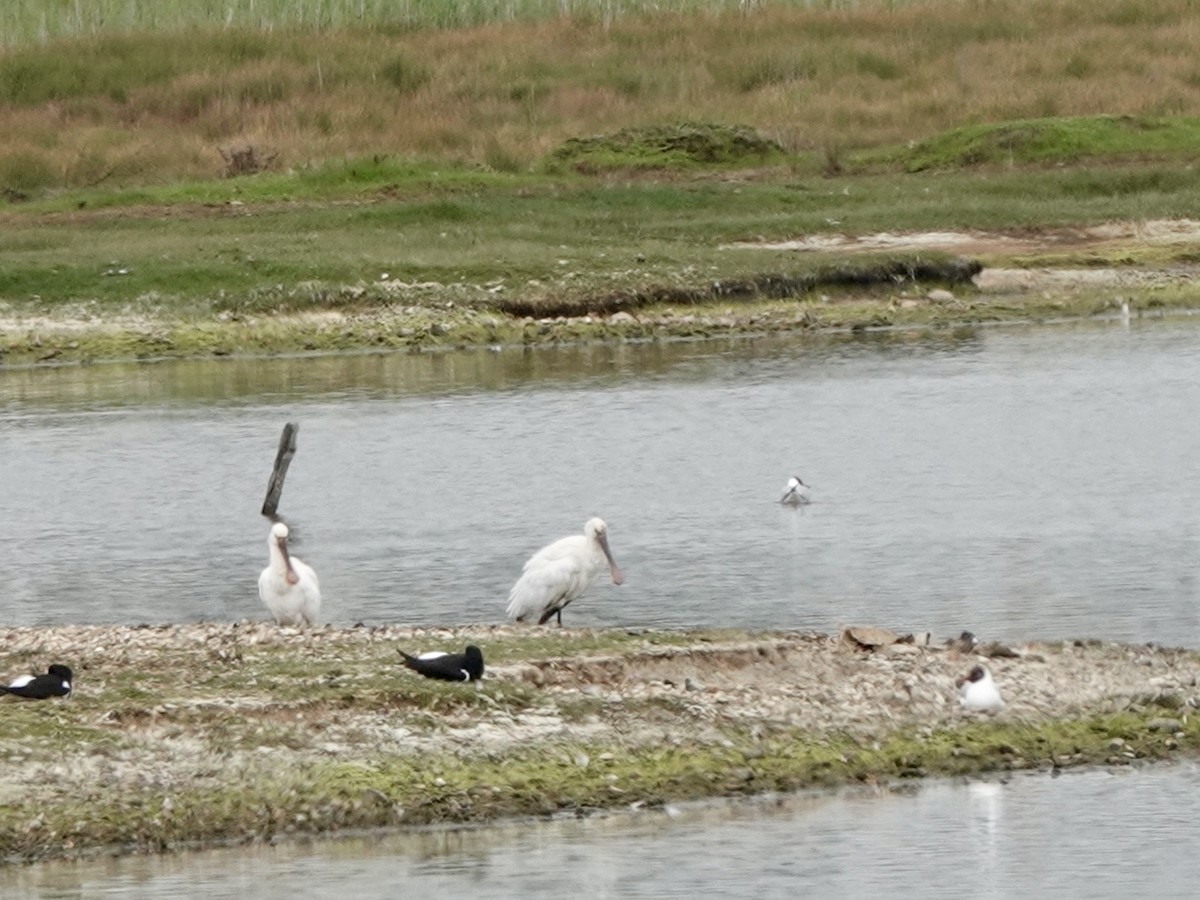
[506, 517, 624, 626]
[398, 645, 485, 682]
[2, 664, 72, 700]
[258, 521, 321, 627]
[956, 664, 1004, 712]
[779, 475, 811, 505]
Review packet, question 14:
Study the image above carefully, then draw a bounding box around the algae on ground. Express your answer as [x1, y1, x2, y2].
[0, 711, 1193, 863]
[7, 254, 1196, 368]
[544, 123, 787, 175]
[0, 624, 1198, 864]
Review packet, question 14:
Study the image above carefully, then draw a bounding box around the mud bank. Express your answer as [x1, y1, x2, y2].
[4, 221, 1200, 367]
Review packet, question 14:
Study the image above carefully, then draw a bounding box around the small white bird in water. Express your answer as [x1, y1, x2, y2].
[258, 521, 321, 627]
[506, 517, 624, 626]
[957, 664, 1004, 712]
[779, 475, 811, 506]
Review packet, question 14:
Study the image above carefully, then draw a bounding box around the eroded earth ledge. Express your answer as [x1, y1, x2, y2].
[5, 220, 1200, 367]
[0, 624, 1196, 863]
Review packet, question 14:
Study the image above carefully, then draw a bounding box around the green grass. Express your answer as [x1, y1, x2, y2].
[3, 151, 1200, 319]
[0, 704, 122, 752]
[0, 710, 1194, 861]
[483, 627, 723, 661]
[545, 123, 788, 174]
[1, 626, 1198, 862]
[3, 136, 1200, 367]
[4, 4, 1200, 362]
[860, 115, 1200, 172]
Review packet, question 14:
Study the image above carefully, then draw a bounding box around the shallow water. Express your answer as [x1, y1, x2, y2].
[7, 764, 1200, 899]
[2, 317, 1198, 642]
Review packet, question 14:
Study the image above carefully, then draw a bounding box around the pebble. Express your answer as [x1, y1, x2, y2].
[1146, 718, 1183, 732]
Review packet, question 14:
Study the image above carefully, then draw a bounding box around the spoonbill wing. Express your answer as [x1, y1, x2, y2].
[507, 553, 592, 621]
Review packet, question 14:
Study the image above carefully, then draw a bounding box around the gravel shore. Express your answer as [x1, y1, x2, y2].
[0, 623, 1195, 862]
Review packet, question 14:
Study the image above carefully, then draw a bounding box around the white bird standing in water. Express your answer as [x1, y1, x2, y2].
[957, 664, 1004, 712]
[779, 475, 811, 506]
[258, 521, 321, 627]
[506, 517, 624, 626]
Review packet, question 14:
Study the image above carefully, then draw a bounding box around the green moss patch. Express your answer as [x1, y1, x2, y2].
[863, 115, 1200, 173]
[0, 624, 1199, 864]
[545, 123, 786, 175]
[1, 711, 1194, 863]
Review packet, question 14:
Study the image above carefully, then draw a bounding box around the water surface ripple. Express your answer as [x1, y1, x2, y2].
[1, 319, 1197, 642]
[6, 765, 1199, 899]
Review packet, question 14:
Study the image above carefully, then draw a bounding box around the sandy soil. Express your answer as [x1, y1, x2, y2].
[730, 217, 1200, 297]
[728, 217, 1200, 257]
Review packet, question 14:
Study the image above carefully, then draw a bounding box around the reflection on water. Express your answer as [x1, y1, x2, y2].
[1, 319, 1199, 642]
[0, 329, 984, 412]
[7, 765, 1200, 899]
[2, 323, 1199, 898]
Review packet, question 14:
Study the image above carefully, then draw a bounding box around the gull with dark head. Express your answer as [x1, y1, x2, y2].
[506, 517, 624, 626]
[956, 664, 1004, 712]
[258, 521, 321, 627]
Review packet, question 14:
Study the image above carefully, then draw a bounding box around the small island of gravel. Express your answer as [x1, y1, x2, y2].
[0, 622, 1195, 864]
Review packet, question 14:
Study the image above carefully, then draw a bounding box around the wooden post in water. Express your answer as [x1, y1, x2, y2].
[261, 422, 299, 518]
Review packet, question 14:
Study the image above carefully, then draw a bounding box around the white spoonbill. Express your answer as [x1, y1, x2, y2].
[506, 517, 624, 626]
[779, 475, 811, 506]
[956, 664, 1004, 712]
[258, 521, 321, 627]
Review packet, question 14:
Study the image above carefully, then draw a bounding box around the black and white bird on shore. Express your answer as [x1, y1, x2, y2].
[956, 664, 1004, 712]
[779, 475, 811, 506]
[1, 664, 73, 700]
[398, 645, 485, 682]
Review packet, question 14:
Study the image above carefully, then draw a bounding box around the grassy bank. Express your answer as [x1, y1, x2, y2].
[0, 624, 1197, 863]
[3, 151, 1200, 365]
[3, 2, 1200, 188]
[1, 712, 1192, 860]
[4, 2, 1200, 362]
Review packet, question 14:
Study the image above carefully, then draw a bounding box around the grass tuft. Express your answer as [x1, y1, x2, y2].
[865, 115, 1200, 172]
[545, 122, 786, 173]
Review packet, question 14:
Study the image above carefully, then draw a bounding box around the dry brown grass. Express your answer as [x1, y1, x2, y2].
[4, 1, 1200, 188]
